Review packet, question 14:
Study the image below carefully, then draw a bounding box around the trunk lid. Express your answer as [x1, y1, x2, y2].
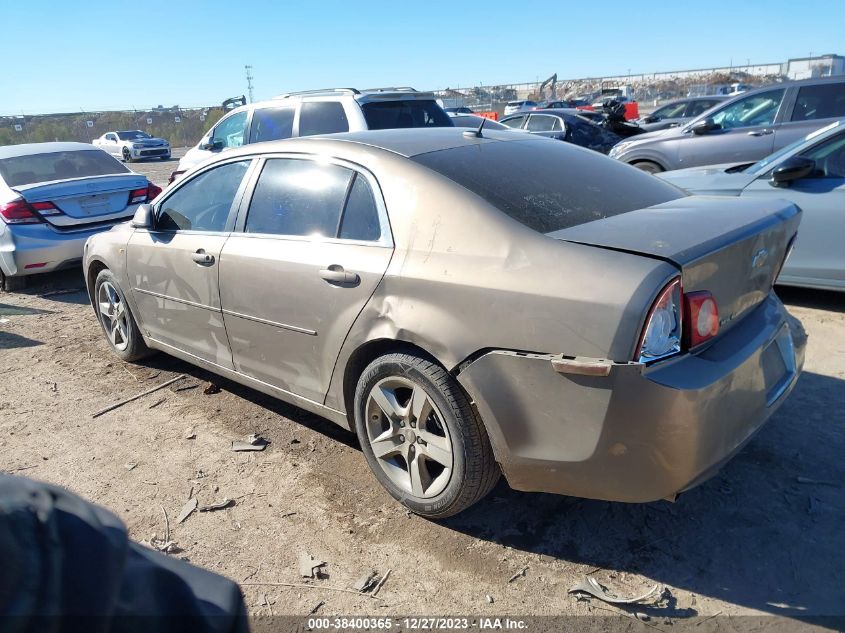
[15, 174, 148, 228]
[549, 196, 801, 330]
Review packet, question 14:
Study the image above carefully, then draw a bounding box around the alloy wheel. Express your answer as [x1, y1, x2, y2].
[98, 281, 130, 351]
[365, 376, 454, 498]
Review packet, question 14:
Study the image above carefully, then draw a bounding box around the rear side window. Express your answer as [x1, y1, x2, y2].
[157, 161, 250, 232]
[412, 139, 685, 234]
[686, 99, 720, 117]
[299, 102, 349, 136]
[362, 100, 452, 130]
[791, 82, 845, 121]
[249, 107, 295, 143]
[245, 158, 352, 236]
[0, 150, 129, 187]
[526, 115, 561, 132]
[339, 175, 381, 241]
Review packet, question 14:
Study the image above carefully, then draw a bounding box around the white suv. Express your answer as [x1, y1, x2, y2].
[170, 87, 452, 182]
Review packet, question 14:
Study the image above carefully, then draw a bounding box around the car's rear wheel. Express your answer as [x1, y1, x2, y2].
[632, 160, 664, 174]
[0, 271, 27, 292]
[354, 352, 499, 519]
[94, 269, 152, 362]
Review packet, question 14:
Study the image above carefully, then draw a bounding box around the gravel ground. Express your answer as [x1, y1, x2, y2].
[0, 200, 843, 626]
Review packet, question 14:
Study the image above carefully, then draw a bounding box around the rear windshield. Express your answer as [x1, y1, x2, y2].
[362, 100, 453, 130]
[0, 150, 129, 187]
[412, 138, 685, 234]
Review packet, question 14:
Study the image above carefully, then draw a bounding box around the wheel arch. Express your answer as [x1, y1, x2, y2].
[85, 258, 110, 308]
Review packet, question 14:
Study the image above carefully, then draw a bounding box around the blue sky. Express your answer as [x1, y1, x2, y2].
[2, 0, 843, 114]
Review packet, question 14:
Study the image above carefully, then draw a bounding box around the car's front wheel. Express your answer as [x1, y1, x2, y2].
[632, 160, 664, 174]
[121, 148, 133, 163]
[94, 269, 152, 362]
[0, 271, 26, 292]
[354, 352, 499, 519]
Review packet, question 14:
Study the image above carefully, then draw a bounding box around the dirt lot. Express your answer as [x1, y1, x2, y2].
[1, 156, 843, 625]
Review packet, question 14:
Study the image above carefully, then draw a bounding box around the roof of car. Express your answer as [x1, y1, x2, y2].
[226, 127, 537, 159]
[0, 142, 98, 159]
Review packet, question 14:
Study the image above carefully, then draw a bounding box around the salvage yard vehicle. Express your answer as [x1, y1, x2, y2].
[500, 109, 622, 153]
[610, 77, 845, 173]
[658, 119, 845, 292]
[0, 142, 160, 291]
[170, 87, 453, 182]
[93, 130, 171, 162]
[634, 95, 727, 132]
[84, 128, 806, 518]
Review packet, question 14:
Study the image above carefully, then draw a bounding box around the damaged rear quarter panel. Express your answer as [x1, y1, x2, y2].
[324, 155, 678, 413]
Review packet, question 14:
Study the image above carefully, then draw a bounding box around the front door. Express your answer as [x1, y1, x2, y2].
[677, 88, 786, 167]
[219, 156, 393, 404]
[128, 159, 253, 367]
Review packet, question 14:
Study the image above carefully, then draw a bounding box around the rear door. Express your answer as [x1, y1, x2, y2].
[677, 88, 787, 167]
[774, 81, 845, 151]
[128, 159, 254, 367]
[218, 155, 393, 404]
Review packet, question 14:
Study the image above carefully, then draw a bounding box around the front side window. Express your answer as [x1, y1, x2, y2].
[212, 111, 248, 149]
[157, 161, 249, 232]
[711, 89, 785, 130]
[245, 159, 352, 237]
[501, 115, 526, 129]
[299, 101, 350, 137]
[361, 100, 452, 130]
[800, 131, 845, 178]
[791, 83, 845, 122]
[652, 102, 686, 119]
[0, 150, 128, 187]
[686, 99, 721, 117]
[249, 107, 295, 143]
[526, 115, 560, 132]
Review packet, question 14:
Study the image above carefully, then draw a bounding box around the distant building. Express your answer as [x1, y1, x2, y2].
[785, 54, 845, 80]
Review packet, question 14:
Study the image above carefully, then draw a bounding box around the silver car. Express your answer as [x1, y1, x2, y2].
[93, 130, 171, 162]
[0, 142, 159, 291]
[84, 129, 805, 518]
[634, 96, 727, 132]
[658, 120, 845, 291]
[610, 77, 845, 173]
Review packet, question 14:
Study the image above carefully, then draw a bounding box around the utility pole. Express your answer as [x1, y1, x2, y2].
[245, 65, 255, 103]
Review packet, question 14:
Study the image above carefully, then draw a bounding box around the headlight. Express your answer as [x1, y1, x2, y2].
[609, 141, 633, 157]
[132, 143, 142, 149]
[636, 277, 682, 363]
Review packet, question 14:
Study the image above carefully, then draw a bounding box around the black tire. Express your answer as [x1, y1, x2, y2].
[354, 352, 499, 519]
[632, 160, 663, 174]
[0, 271, 27, 292]
[122, 148, 133, 163]
[93, 268, 153, 362]
[160, 155, 170, 161]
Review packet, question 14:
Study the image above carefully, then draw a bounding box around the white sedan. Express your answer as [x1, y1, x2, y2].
[93, 130, 171, 162]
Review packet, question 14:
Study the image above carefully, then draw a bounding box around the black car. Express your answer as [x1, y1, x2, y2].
[500, 109, 622, 153]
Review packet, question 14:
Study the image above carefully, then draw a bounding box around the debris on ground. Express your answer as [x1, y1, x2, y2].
[309, 600, 325, 615]
[508, 566, 529, 583]
[486, 594, 494, 604]
[141, 535, 181, 554]
[568, 577, 663, 606]
[232, 433, 269, 452]
[199, 498, 235, 512]
[352, 571, 378, 593]
[299, 552, 327, 578]
[173, 383, 199, 392]
[203, 382, 221, 395]
[124, 462, 137, 471]
[148, 398, 166, 409]
[91, 374, 185, 418]
[176, 497, 198, 524]
[185, 427, 196, 440]
[796, 476, 839, 487]
[371, 569, 391, 597]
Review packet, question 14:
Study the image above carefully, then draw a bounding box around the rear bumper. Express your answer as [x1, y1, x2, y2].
[457, 293, 806, 502]
[0, 221, 125, 277]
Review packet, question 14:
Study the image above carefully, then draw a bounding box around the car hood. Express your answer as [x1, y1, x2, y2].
[656, 163, 757, 194]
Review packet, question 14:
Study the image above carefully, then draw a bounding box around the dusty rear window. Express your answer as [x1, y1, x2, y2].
[0, 150, 129, 187]
[412, 138, 685, 234]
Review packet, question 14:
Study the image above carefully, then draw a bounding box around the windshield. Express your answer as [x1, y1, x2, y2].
[0, 150, 129, 187]
[412, 137, 684, 234]
[361, 100, 453, 130]
[116, 131, 151, 140]
[651, 102, 686, 119]
[748, 120, 843, 175]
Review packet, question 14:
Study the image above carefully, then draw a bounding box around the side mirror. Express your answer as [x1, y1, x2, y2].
[770, 156, 815, 187]
[130, 203, 154, 229]
[643, 115, 658, 123]
[200, 139, 224, 151]
[691, 118, 720, 135]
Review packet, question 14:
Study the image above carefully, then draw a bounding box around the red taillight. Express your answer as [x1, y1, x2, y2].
[147, 182, 163, 200]
[0, 200, 44, 224]
[684, 291, 719, 348]
[31, 201, 62, 216]
[129, 188, 148, 205]
[636, 277, 683, 363]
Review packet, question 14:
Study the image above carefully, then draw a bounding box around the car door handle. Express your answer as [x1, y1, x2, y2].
[319, 265, 359, 285]
[747, 129, 774, 136]
[191, 249, 215, 266]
